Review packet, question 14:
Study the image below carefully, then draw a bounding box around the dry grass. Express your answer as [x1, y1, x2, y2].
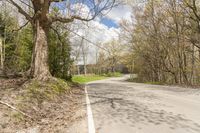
[0, 78, 85, 133]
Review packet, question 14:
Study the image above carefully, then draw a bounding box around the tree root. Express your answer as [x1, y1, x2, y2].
[0, 100, 33, 120]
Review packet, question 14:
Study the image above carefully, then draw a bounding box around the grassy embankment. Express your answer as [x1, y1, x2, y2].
[0, 78, 83, 132]
[72, 72, 122, 84]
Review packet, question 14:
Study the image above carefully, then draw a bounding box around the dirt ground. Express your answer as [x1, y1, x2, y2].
[0, 78, 85, 133]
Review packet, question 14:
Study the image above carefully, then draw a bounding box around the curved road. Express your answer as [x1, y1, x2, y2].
[85, 76, 200, 133]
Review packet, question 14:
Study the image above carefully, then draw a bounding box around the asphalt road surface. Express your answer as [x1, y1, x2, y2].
[85, 76, 200, 133]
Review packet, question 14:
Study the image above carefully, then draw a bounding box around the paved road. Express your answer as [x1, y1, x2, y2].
[86, 76, 200, 133]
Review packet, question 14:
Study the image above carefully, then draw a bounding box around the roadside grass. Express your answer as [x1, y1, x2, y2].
[128, 80, 164, 85]
[72, 75, 108, 84]
[144, 81, 164, 85]
[101, 72, 122, 77]
[127, 76, 164, 85]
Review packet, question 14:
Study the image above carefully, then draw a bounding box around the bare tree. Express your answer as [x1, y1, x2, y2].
[4, 0, 116, 80]
[120, 0, 200, 85]
[103, 40, 123, 73]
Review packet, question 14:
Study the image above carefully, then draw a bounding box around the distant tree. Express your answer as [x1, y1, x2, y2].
[120, 0, 200, 85]
[106, 40, 123, 72]
[13, 26, 33, 73]
[0, 8, 19, 75]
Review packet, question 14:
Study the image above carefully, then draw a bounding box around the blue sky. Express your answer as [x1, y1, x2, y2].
[100, 17, 119, 28]
[52, 0, 131, 29]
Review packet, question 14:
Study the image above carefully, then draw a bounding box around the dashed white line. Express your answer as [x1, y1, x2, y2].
[85, 85, 96, 133]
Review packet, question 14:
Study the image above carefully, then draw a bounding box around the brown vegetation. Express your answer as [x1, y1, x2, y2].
[121, 0, 200, 85]
[0, 78, 84, 132]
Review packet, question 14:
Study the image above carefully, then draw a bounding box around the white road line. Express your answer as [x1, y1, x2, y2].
[85, 85, 96, 133]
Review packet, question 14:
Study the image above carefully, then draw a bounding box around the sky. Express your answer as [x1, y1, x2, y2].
[51, 1, 132, 42]
[69, 3, 132, 65]
[101, 4, 132, 28]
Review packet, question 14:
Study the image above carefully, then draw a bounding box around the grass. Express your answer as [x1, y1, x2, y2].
[25, 78, 70, 101]
[0, 78, 72, 123]
[72, 75, 108, 84]
[12, 112, 24, 122]
[16, 78, 71, 109]
[144, 81, 164, 85]
[102, 72, 122, 77]
[127, 77, 164, 85]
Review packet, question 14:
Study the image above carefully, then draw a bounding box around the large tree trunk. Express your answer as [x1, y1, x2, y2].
[30, 20, 51, 80]
[0, 37, 3, 74]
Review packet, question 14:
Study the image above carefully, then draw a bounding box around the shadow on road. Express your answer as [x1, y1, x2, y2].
[85, 82, 200, 132]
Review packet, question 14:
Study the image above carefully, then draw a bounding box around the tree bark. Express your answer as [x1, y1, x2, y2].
[0, 37, 3, 74]
[30, 20, 51, 80]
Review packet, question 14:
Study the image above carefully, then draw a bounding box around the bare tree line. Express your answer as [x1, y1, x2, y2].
[121, 0, 200, 85]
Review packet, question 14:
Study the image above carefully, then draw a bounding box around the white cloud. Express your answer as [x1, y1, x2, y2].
[70, 18, 119, 65]
[70, 3, 91, 19]
[105, 5, 132, 23]
[69, 3, 128, 65]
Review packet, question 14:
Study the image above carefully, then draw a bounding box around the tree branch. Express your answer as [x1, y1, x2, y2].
[185, 0, 200, 21]
[50, 15, 96, 24]
[18, 0, 34, 10]
[51, 0, 65, 2]
[6, 0, 32, 21]
[50, 0, 116, 23]
[0, 100, 33, 120]
[12, 21, 30, 32]
[50, 25, 64, 44]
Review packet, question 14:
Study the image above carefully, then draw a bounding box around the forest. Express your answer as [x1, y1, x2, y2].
[120, 0, 200, 85]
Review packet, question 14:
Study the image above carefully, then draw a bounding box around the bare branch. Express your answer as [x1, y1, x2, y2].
[185, 0, 200, 21]
[51, 0, 65, 2]
[12, 21, 30, 32]
[50, 25, 64, 44]
[51, 15, 96, 24]
[50, 0, 116, 23]
[18, 0, 34, 10]
[5, 0, 32, 21]
[0, 100, 33, 120]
